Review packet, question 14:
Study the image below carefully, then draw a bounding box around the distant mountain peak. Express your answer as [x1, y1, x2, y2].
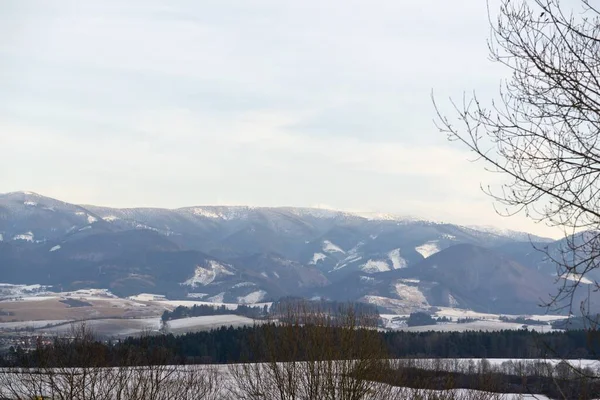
[1, 190, 43, 197]
[0, 190, 586, 313]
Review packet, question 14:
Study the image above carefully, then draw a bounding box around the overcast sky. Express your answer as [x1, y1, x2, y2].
[0, 0, 562, 237]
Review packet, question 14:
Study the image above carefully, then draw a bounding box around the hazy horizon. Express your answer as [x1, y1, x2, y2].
[0, 0, 562, 238]
[0, 189, 561, 239]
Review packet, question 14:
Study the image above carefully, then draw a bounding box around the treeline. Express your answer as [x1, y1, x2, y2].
[270, 297, 380, 325]
[161, 304, 268, 321]
[499, 315, 548, 326]
[6, 325, 597, 368]
[405, 312, 451, 326]
[552, 315, 600, 331]
[125, 327, 600, 363]
[161, 297, 379, 323]
[384, 329, 600, 359]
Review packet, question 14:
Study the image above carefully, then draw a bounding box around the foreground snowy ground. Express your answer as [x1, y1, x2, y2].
[0, 359, 597, 400]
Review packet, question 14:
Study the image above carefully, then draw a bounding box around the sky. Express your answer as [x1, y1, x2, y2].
[0, 0, 562, 238]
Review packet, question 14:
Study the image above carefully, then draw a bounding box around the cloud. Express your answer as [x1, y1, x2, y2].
[0, 0, 562, 238]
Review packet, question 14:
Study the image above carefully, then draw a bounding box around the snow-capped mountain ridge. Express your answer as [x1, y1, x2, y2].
[1, 191, 577, 313]
[1, 191, 551, 241]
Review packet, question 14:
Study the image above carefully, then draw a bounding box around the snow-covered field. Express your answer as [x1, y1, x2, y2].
[0, 283, 276, 337]
[127, 293, 167, 302]
[1, 360, 596, 400]
[391, 358, 600, 376]
[167, 315, 265, 334]
[0, 286, 119, 303]
[0, 283, 51, 300]
[380, 308, 568, 332]
[39, 318, 162, 337]
[0, 320, 71, 330]
[0, 282, 571, 337]
[401, 320, 559, 333]
[433, 307, 568, 322]
[21, 315, 265, 337]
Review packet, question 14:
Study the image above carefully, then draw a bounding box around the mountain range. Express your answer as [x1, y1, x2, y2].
[1, 191, 597, 315]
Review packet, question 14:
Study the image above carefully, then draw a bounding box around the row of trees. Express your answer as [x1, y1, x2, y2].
[5, 322, 598, 368]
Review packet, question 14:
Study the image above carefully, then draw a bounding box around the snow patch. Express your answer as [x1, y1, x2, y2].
[0, 234, 3, 242]
[127, 293, 167, 302]
[380, 314, 409, 330]
[13, 232, 34, 242]
[433, 307, 568, 323]
[87, 215, 98, 224]
[394, 282, 428, 306]
[353, 212, 417, 222]
[207, 292, 225, 303]
[561, 273, 594, 285]
[322, 240, 345, 254]
[24, 201, 37, 206]
[272, 271, 280, 279]
[333, 255, 362, 271]
[237, 290, 267, 304]
[166, 315, 256, 331]
[232, 282, 256, 289]
[359, 276, 376, 283]
[78, 226, 92, 231]
[49, 245, 61, 252]
[361, 295, 425, 314]
[0, 320, 72, 330]
[333, 242, 364, 271]
[188, 207, 251, 221]
[388, 249, 407, 269]
[135, 223, 158, 232]
[0, 283, 51, 300]
[183, 261, 235, 287]
[359, 259, 391, 273]
[186, 293, 208, 299]
[191, 208, 220, 218]
[399, 278, 420, 284]
[415, 241, 440, 258]
[157, 299, 238, 310]
[65, 288, 117, 299]
[103, 215, 119, 222]
[309, 252, 327, 265]
[448, 293, 459, 307]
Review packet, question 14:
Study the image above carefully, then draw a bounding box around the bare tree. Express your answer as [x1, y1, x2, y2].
[433, 0, 600, 316]
[229, 301, 392, 400]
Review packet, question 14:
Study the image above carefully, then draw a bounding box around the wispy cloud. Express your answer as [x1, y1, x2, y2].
[0, 0, 559, 237]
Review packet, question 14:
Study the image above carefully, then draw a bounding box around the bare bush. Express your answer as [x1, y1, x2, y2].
[0, 322, 223, 400]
